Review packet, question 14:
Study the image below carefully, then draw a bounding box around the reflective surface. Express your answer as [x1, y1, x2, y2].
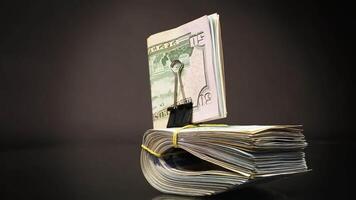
[0, 139, 352, 199]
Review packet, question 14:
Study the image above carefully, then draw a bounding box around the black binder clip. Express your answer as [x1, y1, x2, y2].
[166, 60, 193, 128]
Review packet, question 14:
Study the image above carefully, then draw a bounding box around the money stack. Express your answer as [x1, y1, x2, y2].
[141, 125, 307, 196]
[147, 13, 225, 129]
[142, 13, 308, 196]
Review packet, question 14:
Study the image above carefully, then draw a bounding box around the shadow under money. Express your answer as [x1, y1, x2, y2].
[152, 186, 288, 200]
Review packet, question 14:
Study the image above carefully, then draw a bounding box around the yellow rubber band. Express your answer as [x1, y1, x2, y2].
[141, 144, 161, 158]
[141, 124, 228, 157]
[197, 124, 228, 127]
[172, 124, 197, 148]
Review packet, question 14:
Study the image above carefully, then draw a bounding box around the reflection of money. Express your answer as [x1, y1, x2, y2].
[147, 14, 226, 128]
[152, 194, 202, 200]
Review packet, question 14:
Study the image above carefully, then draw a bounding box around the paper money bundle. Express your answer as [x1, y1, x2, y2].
[143, 13, 308, 196]
[140, 125, 308, 196]
[147, 13, 226, 129]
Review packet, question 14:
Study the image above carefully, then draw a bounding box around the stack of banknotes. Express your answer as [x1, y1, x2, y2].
[140, 125, 308, 196]
[143, 13, 308, 196]
[147, 13, 226, 129]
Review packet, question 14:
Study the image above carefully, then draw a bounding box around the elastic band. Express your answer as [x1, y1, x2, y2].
[198, 124, 228, 127]
[141, 144, 161, 157]
[141, 124, 228, 157]
[172, 124, 197, 148]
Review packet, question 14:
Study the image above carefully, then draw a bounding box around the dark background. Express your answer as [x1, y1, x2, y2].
[0, 0, 354, 199]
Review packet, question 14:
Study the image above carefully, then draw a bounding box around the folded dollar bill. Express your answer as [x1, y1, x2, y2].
[147, 13, 226, 128]
[140, 125, 308, 196]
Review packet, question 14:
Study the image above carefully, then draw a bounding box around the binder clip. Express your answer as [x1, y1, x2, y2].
[166, 60, 193, 128]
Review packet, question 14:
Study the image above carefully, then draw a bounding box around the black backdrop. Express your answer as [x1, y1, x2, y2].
[1, 1, 355, 199]
[1, 0, 354, 146]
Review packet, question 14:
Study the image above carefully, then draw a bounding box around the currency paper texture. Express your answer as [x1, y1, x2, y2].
[140, 125, 308, 196]
[142, 14, 309, 197]
[147, 13, 226, 128]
